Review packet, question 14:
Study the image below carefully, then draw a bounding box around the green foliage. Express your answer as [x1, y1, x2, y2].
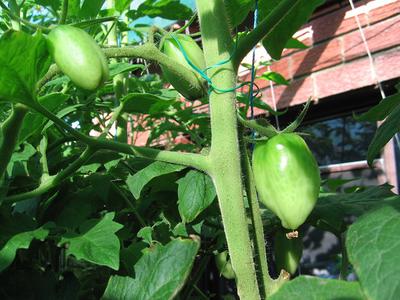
[0, 223, 53, 272]
[347, 205, 400, 300]
[126, 161, 186, 199]
[103, 238, 200, 299]
[258, 0, 324, 60]
[270, 276, 365, 299]
[0, 31, 50, 104]
[177, 170, 216, 223]
[59, 212, 123, 270]
[127, 0, 193, 21]
[0, 0, 397, 298]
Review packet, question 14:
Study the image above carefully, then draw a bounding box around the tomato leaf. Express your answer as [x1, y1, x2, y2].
[103, 237, 200, 299]
[128, 0, 193, 21]
[121, 92, 177, 115]
[356, 91, 400, 122]
[79, 0, 106, 18]
[270, 276, 365, 300]
[367, 103, 400, 165]
[309, 185, 398, 234]
[177, 170, 216, 223]
[258, 0, 324, 60]
[0, 31, 51, 105]
[259, 71, 290, 86]
[225, 0, 254, 27]
[59, 212, 123, 270]
[347, 205, 400, 300]
[126, 161, 186, 199]
[0, 223, 53, 272]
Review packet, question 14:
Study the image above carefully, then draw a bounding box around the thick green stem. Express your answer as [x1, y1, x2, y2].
[0, 104, 28, 178]
[196, 0, 260, 298]
[239, 134, 273, 298]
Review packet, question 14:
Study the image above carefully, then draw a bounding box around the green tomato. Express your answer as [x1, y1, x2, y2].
[215, 251, 235, 280]
[274, 229, 303, 275]
[161, 34, 206, 100]
[47, 25, 109, 91]
[252, 133, 320, 230]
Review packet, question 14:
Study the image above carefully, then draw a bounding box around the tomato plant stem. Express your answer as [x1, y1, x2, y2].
[196, 0, 260, 298]
[240, 135, 274, 298]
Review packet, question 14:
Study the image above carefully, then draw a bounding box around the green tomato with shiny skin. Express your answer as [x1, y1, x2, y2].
[274, 229, 303, 275]
[161, 34, 206, 100]
[252, 133, 320, 230]
[47, 25, 109, 91]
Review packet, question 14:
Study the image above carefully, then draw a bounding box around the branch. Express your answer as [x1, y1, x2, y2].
[2, 147, 96, 204]
[29, 101, 209, 171]
[232, 0, 293, 69]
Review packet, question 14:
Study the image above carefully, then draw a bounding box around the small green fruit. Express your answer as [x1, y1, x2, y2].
[47, 25, 109, 91]
[215, 251, 235, 280]
[252, 133, 320, 230]
[161, 34, 206, 100]
[274, 229, 303, 275]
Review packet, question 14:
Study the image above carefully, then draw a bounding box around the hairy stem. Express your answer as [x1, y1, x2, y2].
[239, 133, 273, 298]
[196, 0, 260, 298]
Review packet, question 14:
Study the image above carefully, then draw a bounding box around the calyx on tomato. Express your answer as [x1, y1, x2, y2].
[274, 229, 303, 275]
[160, 34, 206, 100]
[252, 133, 320, 230]
[47, 25, 109, 91]
[215, 251, 235, 280]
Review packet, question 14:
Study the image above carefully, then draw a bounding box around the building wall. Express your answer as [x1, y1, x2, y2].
[239, 0, 400, 111]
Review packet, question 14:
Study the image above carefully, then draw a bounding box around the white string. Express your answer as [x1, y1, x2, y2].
[267, 65, 280, 130]
[348, 0, 400, 167]
[348, 0, 386, 99]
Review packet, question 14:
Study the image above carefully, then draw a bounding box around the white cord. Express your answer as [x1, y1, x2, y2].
[348, 0, 400, 182]
[348, 0, 386, 99]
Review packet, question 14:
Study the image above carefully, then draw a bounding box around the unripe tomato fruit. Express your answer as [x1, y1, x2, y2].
[274, 229, 303, 275]
[161, 34, 206, 100]
[47, 25, 109, 91]
[215, 251, 235, 280]
[252, 133, 320, 230]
